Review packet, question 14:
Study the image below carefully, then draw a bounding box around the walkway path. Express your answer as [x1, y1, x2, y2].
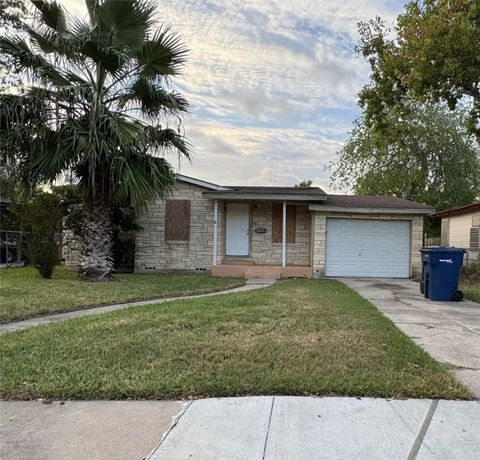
[0, 278, 275, 335]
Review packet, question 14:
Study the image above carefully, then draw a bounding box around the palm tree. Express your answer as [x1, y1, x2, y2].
[0, 0, 190, 280]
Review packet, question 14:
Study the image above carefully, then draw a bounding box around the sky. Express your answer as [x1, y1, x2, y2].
[65, 0, 407, 191]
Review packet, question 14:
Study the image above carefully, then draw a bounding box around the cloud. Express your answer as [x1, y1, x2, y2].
[62, 0, 406, 189]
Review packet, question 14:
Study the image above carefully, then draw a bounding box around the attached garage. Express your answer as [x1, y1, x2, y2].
[325, 218, 411, 278]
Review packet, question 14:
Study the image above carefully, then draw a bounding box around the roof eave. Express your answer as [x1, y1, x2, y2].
[431, 203, 480, 218]
[308, 204, 434, 214]
[203, 192, 327, 201]
[177, 174, 229, 191]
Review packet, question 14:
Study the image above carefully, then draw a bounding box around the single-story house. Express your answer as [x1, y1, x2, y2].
[431, 202, 480, 261]
[135, 175, 433, 279]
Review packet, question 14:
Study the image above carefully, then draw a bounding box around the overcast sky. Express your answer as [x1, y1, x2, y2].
[65, 0, 406, 190]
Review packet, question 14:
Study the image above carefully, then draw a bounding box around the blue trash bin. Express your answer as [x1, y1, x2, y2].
[420, 247, 465, 301]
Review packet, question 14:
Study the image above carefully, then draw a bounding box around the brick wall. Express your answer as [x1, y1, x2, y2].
[311, 212, 424, 279]
[250, 202, 311, 266]
[135, 182, 224, 273]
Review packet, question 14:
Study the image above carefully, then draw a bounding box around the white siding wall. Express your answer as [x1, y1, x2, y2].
[447, 212, 480, 248]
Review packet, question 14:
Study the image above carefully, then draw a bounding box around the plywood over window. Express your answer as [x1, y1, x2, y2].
[165, 200, 190, 241]
[272, 203, 296, 243]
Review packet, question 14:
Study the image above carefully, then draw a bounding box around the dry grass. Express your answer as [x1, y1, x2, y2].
[0, 279, 470, 400]
[0, 266, 244, 323]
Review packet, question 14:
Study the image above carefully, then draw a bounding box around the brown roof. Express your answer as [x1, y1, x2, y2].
[431, 201, 480, 218]
[223, 186, 326, 196]
[325, 195, 433, 209]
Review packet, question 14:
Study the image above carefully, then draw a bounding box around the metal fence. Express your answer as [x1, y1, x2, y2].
[0, 230, 25, 266]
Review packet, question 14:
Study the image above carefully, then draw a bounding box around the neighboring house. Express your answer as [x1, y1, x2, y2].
[135, 175, 433, 279]
[431, 202, 480, 261]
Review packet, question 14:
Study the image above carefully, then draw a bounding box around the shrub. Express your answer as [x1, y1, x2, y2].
[17, 192, 62, 279]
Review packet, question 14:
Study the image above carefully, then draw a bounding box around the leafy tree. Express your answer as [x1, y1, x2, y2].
[0, 0, 190, 280]
[329, 105, 480, 215]
[16, 191, 63, 279]
[358, 1, 480, 139]
[294, 180, 313, 188]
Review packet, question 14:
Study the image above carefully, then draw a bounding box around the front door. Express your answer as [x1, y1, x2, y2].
[226, 203, 249, 256]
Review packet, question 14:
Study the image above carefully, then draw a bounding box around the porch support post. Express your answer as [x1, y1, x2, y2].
[213, 200, 218, 266]
[282, 200, 287, 268]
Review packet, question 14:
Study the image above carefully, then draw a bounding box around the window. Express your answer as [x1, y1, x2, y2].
[272, 203, 296, 243]
[165, 200, 190, 241]
[470, 227, 479, 249]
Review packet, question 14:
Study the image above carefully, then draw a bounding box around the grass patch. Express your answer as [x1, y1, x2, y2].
[461, 281, 480, 303]
[0, 266, 244, 323]
[0, 279, 470, 400]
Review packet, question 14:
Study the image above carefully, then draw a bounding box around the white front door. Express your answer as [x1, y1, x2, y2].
[326, 218, 410, 277]
[226, 203, 249, 256]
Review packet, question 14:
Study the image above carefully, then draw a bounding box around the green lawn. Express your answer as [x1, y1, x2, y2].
[0, 279, 470, 400]
[461, 281, 480, 303]
[0, 266, 244, 323]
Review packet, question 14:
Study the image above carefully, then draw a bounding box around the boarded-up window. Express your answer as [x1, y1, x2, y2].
[272, 203, 296, 243]
[165, 200, 190, 241]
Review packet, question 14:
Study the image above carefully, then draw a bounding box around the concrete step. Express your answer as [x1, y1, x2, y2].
[222, 258, 255, 266]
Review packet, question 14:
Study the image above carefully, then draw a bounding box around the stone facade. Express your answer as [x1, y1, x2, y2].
[135, 182, 225, 273]
[250, 202, 311, 266]
[311, 212, 423, 279]
[62, 230, 81, 269]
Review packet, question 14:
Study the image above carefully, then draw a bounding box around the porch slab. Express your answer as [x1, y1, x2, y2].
[211, 264, 313, 279]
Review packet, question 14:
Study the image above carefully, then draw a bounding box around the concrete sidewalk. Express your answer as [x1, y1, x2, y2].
[0, 278, 275, 335]
[2, 397, 478, 460]
[148, 396, 479, 460]
[341, 278, 480, 398]
[0, 400, 185, 460]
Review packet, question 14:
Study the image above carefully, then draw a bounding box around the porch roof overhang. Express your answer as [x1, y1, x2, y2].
[202, 191, 327, 202]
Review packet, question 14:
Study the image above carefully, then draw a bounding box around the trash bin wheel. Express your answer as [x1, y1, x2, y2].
[451, 290, 464, 302]
[420, 282, 425, 294]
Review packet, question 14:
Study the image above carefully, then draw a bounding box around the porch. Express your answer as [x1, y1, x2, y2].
[211, 263, 313, 279]
[209, 198, 314, 279]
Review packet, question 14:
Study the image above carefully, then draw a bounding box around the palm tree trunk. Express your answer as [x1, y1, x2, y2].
[78, 200, 114, 281]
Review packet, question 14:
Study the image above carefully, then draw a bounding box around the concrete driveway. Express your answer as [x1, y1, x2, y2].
[342, 278, 480, 398]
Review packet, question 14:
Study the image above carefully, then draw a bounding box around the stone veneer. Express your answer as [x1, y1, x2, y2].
[250, 202, 311, 266]
[135, 182, 224, 273]
[311, 212, 424, 279]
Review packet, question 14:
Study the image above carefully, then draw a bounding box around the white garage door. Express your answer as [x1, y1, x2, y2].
[326, 219, 410, 277]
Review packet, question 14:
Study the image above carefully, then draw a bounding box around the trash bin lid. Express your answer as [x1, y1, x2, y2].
[420, 246, 465, 254]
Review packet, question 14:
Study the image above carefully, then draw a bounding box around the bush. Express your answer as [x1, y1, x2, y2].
[17, 192, 62, 279]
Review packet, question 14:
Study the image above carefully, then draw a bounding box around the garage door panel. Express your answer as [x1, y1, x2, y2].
[326, 219, 410, 278]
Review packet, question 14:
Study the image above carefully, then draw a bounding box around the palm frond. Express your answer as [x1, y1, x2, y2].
[112, 153, 176, 207]
[135, 26, 188, 77]
[144, 126, 191, 158]
[31, 0, 68, 33]
[98, 0, 156, 49]
[0, 36, 73, 86]
[119, 76, 190, 117]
